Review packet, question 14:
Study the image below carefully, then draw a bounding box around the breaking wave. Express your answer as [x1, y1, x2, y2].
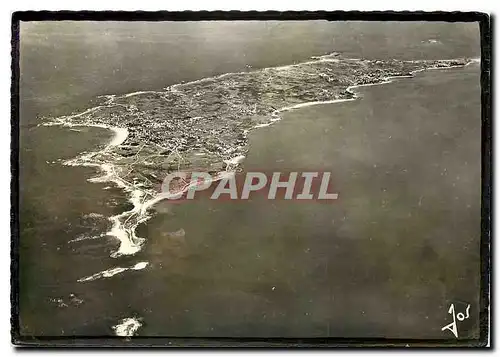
[78, 262, 149, 282]
[112, 317, 143, 337]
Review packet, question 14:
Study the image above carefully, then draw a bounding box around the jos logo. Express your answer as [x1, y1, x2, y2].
[441, 303, 471, 338]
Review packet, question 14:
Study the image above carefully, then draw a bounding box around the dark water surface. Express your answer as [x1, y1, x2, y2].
[19, 21, 481, 338]
[139, 64, 481, 338]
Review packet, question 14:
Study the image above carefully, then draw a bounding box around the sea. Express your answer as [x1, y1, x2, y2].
[18, 21, 481, 339]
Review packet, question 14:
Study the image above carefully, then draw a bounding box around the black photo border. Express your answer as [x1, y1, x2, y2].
[10, 10, 492, 348]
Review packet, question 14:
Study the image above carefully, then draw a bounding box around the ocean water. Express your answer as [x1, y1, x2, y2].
[18, 21, 481, 338]
[134, 63, 481, 338]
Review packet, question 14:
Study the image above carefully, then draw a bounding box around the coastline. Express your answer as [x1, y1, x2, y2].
[41, 55, 479, 275]
[277, 57, 480, 114]
[41, 120, 150, 258]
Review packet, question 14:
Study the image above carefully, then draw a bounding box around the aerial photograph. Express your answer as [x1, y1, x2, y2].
[14, 16, 486, 345]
